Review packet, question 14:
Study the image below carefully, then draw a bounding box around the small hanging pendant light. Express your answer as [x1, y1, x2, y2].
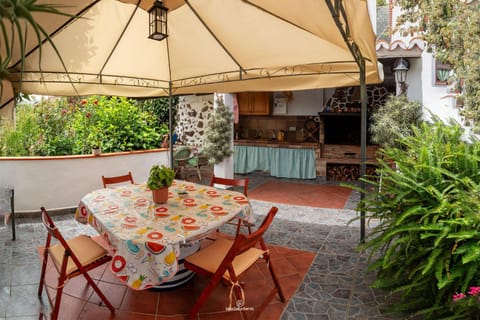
[148, 1, 168, 41]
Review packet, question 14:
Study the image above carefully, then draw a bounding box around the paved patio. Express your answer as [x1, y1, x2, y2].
[0, 171, 397, 319]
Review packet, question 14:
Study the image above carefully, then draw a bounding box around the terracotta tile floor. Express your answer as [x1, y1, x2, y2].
[38, 239, 314, 319]
[248, 181, 352, 209]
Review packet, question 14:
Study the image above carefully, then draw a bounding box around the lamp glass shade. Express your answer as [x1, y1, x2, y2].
[148, 1, 168, 41]
[393, 58, 409, 83]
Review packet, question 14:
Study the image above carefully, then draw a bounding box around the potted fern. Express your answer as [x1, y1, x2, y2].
[147, 164, 175, 204]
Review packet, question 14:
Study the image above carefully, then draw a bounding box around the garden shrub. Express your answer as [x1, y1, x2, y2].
[0, 96, 169, 156]
[139, 96, 178, 128]
[355, 119, 480, 319]
[369, 94, 423, 149]
[1, 104, 41, 156]
[71, 96, 162, 154]
[34, 98, 76, 155]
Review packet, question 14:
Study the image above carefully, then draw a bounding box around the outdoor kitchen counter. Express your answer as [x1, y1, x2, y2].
[234, 139, 318, 149]
[234, 141, 317, 179]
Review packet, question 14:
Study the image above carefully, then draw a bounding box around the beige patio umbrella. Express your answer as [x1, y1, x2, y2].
[2, 0, 382, 239]
[4, 0, 381, 97]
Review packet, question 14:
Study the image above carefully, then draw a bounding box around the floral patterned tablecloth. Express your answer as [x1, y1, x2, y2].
[75, 180, 253, 290]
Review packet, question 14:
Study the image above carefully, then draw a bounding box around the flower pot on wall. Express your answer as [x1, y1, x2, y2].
[152, 187, 169, 204]
[92, 147, 101, 156]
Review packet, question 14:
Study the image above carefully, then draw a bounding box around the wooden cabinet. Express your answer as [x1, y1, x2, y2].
[237, 92, 271, 115]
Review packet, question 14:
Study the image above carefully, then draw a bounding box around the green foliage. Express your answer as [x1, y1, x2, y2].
[450, 287, 480, 319]
[369, 95, 423, 148]
[138, 97, 178, 127]
[202, 98, 233, 165]
[0, 1, 70, 97]
[354, 119, 480, 319]
[0, 104, 40, 156]
[396, 0, 480, 132]
[34, 98, 76, 155]
[137, 97, 176, 143]
[73, 96, 161, 153]
[147, 164, 175, 190]
[0, 96, 167, 156]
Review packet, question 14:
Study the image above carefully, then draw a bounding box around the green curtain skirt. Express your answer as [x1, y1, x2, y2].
[234, 146, 316, 179]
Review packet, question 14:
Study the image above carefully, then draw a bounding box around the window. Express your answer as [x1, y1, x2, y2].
[434, 59, 451, 85]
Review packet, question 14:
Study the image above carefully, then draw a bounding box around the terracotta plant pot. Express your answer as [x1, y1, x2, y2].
[152, 187, 169, 204]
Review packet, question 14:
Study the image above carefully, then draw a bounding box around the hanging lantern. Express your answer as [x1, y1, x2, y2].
[148, 1, 168, 41]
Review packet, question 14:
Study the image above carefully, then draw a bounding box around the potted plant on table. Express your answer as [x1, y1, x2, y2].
[147, 164, 175, 204]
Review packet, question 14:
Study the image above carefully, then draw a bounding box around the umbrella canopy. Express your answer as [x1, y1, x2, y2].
[3, 0, 382, 99]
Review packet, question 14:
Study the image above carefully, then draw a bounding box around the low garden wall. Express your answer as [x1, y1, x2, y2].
[0, 148, 169, 213]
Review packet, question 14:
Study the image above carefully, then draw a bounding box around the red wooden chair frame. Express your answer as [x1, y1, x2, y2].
[210, 175, 253, 233]
[184, 206, 285, 319]
[101, 171, 134, 188]
[210, 174, 249, 196]
[38, 207, 114, 320]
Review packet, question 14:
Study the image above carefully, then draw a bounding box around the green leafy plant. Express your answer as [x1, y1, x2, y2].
[395, 0, 480, 133]
[0, 103, 40, 156]
[86, 128, 103, 149]
[34, 98, 76, 156]
[450, 286, 480, 319]
[138, 97, 178, 129]
[81, 96, 161, 153]
[1, 1, 71, 97]
[0, 95, 167, 156]
[202, 98, 233, 164]
[147, 165, 175, 190]
[352, 119, 480, 319]
[369, 94, 423, 149]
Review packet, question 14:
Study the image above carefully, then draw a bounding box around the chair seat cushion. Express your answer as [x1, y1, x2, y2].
[185, 238, 265, 280]
[49, 235, 109, 275]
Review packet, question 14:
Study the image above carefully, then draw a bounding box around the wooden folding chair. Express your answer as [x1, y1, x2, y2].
[210, 175, 253, 233]
[101, 171, 134, 188]
[38, 207, 114, 320]
[210, 174, 249, 196]
[184, 206, 285, 319]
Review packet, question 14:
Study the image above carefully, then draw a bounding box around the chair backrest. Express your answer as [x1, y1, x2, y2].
[173, 146, 192, 162]
[41, 206, 91, 271]
[210, 175, 249, 196]
[228, 206, 277, 259]
[40, 207, 70, 248]
[102, 171, 134, 188]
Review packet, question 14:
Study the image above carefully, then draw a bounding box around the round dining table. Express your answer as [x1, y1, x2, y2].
[75, 179, 254, 290]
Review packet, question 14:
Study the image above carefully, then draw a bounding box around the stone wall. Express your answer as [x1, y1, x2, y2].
[175, 94, 214, 146]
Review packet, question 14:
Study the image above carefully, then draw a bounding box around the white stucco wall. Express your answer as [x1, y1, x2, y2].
[419, 51, 462, 124]
[405, 58, 423, 103]
[0, 149, 169, 212]
[367, 0, 376, 31]
[281, 89, 325, 116]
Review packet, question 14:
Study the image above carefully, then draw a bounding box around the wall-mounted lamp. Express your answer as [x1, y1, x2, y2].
[393, 57, 410, 94]
[148, 1, 168, 41]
